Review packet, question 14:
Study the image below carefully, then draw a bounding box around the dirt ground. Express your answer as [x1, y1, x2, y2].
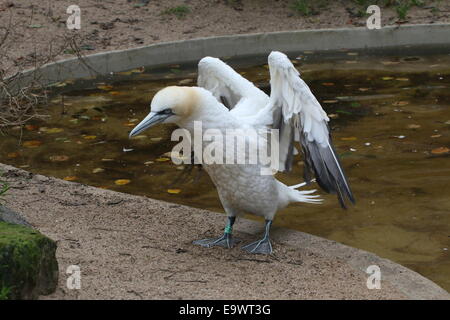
[1, 0, 449, 300]
[0, 0, 449, 73]
[0, 163, 411, 299]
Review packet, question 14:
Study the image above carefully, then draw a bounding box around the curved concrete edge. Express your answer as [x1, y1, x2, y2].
[9, 23, 450, 91]
[1, 163, 448, 300]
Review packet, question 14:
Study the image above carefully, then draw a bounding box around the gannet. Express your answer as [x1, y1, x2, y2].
[129, 51, 354, 254]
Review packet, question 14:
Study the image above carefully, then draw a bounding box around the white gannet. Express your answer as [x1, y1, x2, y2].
[129, 51, 354, 254]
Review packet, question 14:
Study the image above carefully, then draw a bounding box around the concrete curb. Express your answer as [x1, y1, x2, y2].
[11, 23, 450, 90]
[4, 24, 450, 299]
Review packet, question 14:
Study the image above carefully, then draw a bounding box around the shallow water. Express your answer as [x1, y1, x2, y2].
[1, 49, 449, 291]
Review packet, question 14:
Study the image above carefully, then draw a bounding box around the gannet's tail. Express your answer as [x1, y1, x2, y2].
[287, 181, 322, 204]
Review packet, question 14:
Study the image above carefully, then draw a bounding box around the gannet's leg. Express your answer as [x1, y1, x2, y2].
[192, 216, 239, 249]
[241, 220, 273, 254]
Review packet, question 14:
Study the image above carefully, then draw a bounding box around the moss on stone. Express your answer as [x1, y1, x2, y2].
[0, 221, 58, 299]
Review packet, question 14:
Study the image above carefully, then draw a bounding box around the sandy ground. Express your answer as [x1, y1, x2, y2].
[0, 0, 449, 73]
[0, 163, 410, 299]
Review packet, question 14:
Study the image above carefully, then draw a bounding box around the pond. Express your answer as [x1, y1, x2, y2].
[1, 48, 449, 291]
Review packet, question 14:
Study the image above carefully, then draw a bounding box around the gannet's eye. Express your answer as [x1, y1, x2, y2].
[158, 108, 174, 115]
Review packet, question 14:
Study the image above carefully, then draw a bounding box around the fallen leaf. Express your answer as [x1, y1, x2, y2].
[7, 152, 20, 158]
[49, 155, 69, 162]
[63, 176, 77, 181]
[341, 137, 357, 141]
[358, 88, 370, 92]
[381, 61, 400, 65]
[144, 161, 154, 165]
[115, 179, 131, 185]
[167, 189, 181, 194]
[382, 76, 394, 80]
[407, 124, 421, 129]
[431, 134, 441, 138]
[123, 122, 136, 127]
[97, 84, 113, 90]
[392, 101, 409, 106]
[92, 168, 105, 173]
[25, 125, 39, 131]
[109, 91, 121, 95]
[23, 140, 42, 148]
[156, 157, 170, 162]
[322, 82, 335, 86]
[150, 137, 163, 142]
[83, 135, 97, 140]
[322, 100, 338, 104]
[101, 158, 115, 162]
[328, 113, 339, 119]
[396, 77, 409, 81]
[178, 79, 194, 85]
[431, 147, 450, 154]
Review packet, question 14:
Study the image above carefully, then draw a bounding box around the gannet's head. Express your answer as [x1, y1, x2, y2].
[129, 86, 199, 137]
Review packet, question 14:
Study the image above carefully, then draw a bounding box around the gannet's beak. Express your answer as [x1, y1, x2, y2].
[129, 112, 170, 138]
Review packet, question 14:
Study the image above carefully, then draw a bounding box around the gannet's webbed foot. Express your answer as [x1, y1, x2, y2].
[193, 233, 238, 249]
[193, 216, 237, 249]
[241, 238, 272, 254]
[242, 220, 273, 255]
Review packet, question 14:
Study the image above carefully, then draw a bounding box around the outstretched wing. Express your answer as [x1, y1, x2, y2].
[197, 57, 268, 117]
[267, 51, 355, 208]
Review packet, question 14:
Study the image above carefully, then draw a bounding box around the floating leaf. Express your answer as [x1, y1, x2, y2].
[131, 135, 147, 140]
[328, 113, 339, 119]
[407, 124, 421, 129]
[431, 147, 450, 155]
[69, 119, 79, 124]
[178, 79, 194, 85]
[322, 100, 338, 104]
[92, 168, 105, 173]
[392, 101, 409, 106]
[431, 134, 441, 138]
[341, 137, 357, 141]
[144, 161, 154, 165]
[156, 157, 170, 162]
[381, 76, 394, 80]
[347, 52, 358, 56]
[381, 61, 400, 65]
[150, 137, 163, 142]
[123, 122, 136, 127]
[101, 158, 115, 162]
[97, 84, 113, 90]
[115, 179, 131, 185]
[63, 176, 77, 181]
[83, 135, 97, 140]
[336, 110, 353, 115]
[25, 124, 39, 131]
[167, 189, 181, 194]
[396, 77, 409, 81]
[7, 152, 20, 158]
[322, 82, 335, 86]
[23, 140, 42, 148]
[109, 91, 121, 95]
[44, 128, 64, 134]
[350, 102, 361, 108]
[358, 88, 370, 92]
[49, 155, 69, 162]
